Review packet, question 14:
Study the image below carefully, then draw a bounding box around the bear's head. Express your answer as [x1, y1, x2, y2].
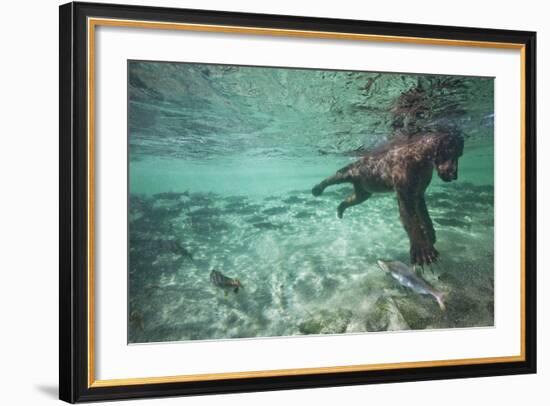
[433, 133, 464, 182]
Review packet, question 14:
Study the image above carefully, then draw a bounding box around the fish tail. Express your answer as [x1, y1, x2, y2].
[434, 292, 447, 311]
[377, 260, 390, 272]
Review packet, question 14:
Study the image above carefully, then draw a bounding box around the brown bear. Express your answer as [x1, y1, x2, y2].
[312, 132, 464, 266]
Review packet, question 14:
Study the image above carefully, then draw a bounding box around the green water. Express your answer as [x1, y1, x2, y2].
[128, 61, 494, 343]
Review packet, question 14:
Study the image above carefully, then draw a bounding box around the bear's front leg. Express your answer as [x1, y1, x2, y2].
[396, 190, 439, 266]
[416, 196, 436, 245]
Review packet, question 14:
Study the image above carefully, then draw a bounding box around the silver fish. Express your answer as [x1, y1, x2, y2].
[377, 260, 446, 311]
[210, 269, 242, 294]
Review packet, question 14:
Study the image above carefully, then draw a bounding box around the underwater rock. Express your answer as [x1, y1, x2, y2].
[393, 296, 437, 329]
[298, 309, 353, 335]
[365, 296, 409, 332]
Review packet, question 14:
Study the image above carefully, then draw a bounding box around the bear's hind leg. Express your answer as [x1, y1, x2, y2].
[337, 186, 371, 218]
[312, 165, 354, 196]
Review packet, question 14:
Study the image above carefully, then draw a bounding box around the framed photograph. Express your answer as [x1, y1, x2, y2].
[59, 2, 536, 403]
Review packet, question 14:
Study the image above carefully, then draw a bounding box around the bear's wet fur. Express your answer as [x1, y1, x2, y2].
[312, 132, 464, 266]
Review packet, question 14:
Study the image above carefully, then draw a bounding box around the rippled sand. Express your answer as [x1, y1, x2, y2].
[128, 177, 493, 343]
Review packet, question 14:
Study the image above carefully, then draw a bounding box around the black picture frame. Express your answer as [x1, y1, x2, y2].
[59, 1, 537, 403]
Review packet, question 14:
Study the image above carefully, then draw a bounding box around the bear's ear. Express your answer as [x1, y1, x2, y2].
[432, 134, 452, 163]
[434, 133, 453, 160]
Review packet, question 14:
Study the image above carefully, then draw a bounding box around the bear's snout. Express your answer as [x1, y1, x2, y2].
[436, 159, 458, 182]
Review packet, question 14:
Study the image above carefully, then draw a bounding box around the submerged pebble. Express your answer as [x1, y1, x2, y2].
[298, 309, 353, 335]
[365, 296, 409, 332]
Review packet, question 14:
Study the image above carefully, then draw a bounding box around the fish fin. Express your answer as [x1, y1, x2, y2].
[234, 287, 239, 294]
[224, 290, 228, 297]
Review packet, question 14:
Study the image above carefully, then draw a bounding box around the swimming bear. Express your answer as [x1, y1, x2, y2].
[312, 132, 464, 266]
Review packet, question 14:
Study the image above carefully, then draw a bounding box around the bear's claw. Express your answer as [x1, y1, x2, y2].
[410, 245, 439, 266]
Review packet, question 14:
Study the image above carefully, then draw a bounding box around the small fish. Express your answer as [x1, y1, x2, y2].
[377, 260, 446, 311]
[210, 269, 242, 294]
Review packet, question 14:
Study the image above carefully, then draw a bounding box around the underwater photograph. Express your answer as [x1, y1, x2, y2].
[127, 60, 494, 344]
